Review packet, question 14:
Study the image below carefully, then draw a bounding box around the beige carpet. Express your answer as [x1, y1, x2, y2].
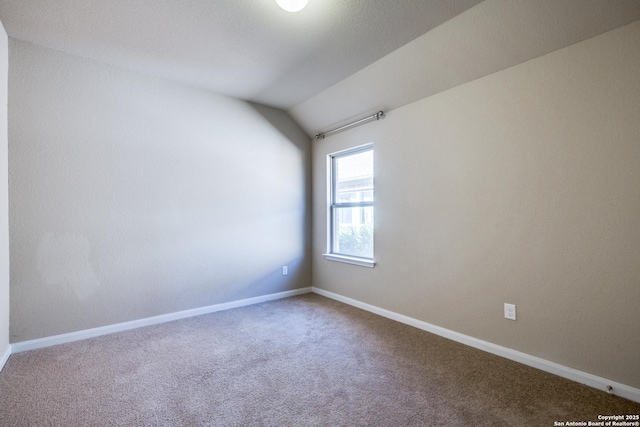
[0, 293, 638, 426]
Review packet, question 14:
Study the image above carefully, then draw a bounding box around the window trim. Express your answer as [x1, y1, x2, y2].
[323, 143, 375, 268]
[323, 253, 376, 268]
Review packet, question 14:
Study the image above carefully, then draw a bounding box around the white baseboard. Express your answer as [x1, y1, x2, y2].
[7, 285, 638, 404]
[11, 287, 313, 354]
[0, 344, 10, 372]
[311, 287, 640, 404]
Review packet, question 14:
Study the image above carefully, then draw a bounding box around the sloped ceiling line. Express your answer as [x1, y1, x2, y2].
[0, 0, 639, 136]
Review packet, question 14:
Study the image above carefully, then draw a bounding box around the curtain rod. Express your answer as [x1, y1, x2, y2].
[315, 111, 384, 140]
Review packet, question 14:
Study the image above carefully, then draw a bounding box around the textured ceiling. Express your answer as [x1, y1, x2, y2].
[0, 0, 482, 109]
[1, 0, 639, 136]
[290, 0, 640, 134]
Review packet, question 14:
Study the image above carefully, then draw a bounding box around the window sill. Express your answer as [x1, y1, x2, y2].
[323, 254, 376, 268]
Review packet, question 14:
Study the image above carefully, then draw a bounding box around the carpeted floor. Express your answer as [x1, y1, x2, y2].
[0, 293, 638, 426]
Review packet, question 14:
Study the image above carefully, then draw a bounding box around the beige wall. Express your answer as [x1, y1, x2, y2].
[0, 20, 8, 359]
[312, 21, 640, 388]
[9, 40, 311, 342]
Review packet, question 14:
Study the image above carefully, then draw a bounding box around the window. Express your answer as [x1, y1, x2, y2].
[325, 144, 374, 267]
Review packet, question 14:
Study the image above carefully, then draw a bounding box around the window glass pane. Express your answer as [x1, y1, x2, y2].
[329, 145, 374, 262]
[335, 150, 373, 203]
[333, 206, 374, 258]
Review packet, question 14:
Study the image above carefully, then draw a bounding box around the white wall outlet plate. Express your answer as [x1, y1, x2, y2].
[504, 303, 516, 320]
[282, 266, 288, 275]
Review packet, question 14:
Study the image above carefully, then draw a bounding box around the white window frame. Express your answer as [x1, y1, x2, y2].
[323, 143, 375, 268]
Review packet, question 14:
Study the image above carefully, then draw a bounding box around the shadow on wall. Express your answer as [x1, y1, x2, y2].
[8, 39, 314, 341]
[249, 102, 312, 153]
[246, 101, 313, 286]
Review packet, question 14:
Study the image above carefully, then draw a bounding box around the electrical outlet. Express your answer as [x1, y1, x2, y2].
[504, 303, 516, 320]
[282, 266, 288, 276]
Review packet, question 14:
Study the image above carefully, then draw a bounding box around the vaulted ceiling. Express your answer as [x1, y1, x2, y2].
[0, 0, 482, 109]
[1, 0, 639, 135]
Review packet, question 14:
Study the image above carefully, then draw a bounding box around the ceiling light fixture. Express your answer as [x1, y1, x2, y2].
[276, 0, 308, 13]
